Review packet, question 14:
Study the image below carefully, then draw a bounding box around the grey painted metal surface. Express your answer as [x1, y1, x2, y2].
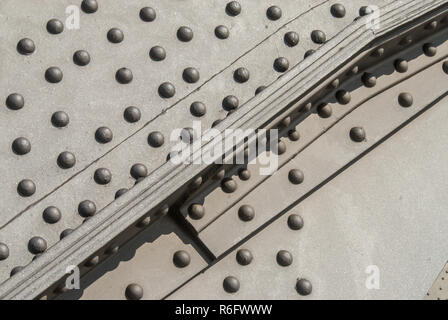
[197, 58, 448, 257]
[169, 93, 448, 300]
[58, 215, 207, 300]
[0, 0, 447, 300]
[0, 0, 393, 287]
[180, 24, 448, 232]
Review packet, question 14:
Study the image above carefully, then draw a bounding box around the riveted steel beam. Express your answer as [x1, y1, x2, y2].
[1, 0, 447, 300]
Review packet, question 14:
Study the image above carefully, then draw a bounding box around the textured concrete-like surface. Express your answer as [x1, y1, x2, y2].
[169, 94, 448, 300]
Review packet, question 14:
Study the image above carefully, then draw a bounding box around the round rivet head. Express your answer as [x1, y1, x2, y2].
[45, 67, 63, 83]
[12, 137, 31, 155]
[85, 256, 99, 267]
[288, 169, 304, 185]
[149, 46, 166, 61]
[372, 47, 385, 58]
[215, 25, 230, 39]
[57, 151, 76, 169]
[336, 90, 351, 105]
[284, 31, 299, 47]
[183, 67, 200, 83]
[349, 127, 366, 142]
[398, 92, 413, 108]
[190, 176, 203, 190]
[234, 67, 250, 83]
[276, 250, 293, 266]
[236, 249, 253, 266]
[274, 57, 289, 73]
[173, 250, 190, 268]
[78, 200, 96, 217]
[226, 1, 241, 16]
[140, 7, 156, 22]
[73, 50, 90, 66]
[106, 244, 119, 255]
[158, 82, 176, 98]
[362, 73, 376, 88]
[394, 59, 408, 73]
[125, 284, 143, 300]
[177, 26, 193, 42]
[148, 131, 164, 147]
[0, 243, 9, 261]
[221, 177, 237, 193]
[124, 106, 141, 123]
[266, 6, 282, 21]
[425, 20, 438, 30]
[443, 61, 448, 74]
[255, 86, 267, 95]
[115, 188, 128, 199]
[17, 38, 35, 55]
[399, 35, 413, 47]
[223, 276, 240, 293]
[94, 168, 112, 185]
[296, 279, 312, 296]
[46, 19, 64, 34]
[95, 127, 113, 143]
[115, 67, 133, 84]
[288, 130, 300, 142]
[10, 266, 24, 277]
[188, 204, 205, 220]
[130, 163, 148, 179]
[81, 0, 98, 13]
[107, 28, 123, 43]
[238, 168, 251, 181]
[423, 43, 437, 57]
[238, 205, 255, 222]
[222, 95, 239, 111]
[275, 140, 286, 155]
[18, 179, 36, 197]
[304, 49, 315, 58]
[60, 229, 74, 239]
[136, 216, 150, 228]
[359, 6, 374, 16]
[190, 101, 206, 117]
[331, 3, 346, 17]
[51, 111, 69, 127]
[6, 93, 24, 110]
[288, 214, 304, 230]
[42, 206, 61, 224]
[317, 103, 332, 118]
[28, 236, 47, 254]
[329, 79, 339, 89]
[311, 30, 326, 44]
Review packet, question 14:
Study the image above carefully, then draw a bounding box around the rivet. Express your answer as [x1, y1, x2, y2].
[238, 205, 255, 222]
[398, 92, 413, 108]
[173, 250, 191, 268]
[296, 279, 312, 295]
[276, 250, 293, 266]
[223, 276, 240, 293]
[287, 214, 304, 230]
[236, 249, 253, 266]
[188, 204, 205, 220]
[125, 284, 143, 300]
[349, 127, 366, 142]
[288, 169, 304, 185]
